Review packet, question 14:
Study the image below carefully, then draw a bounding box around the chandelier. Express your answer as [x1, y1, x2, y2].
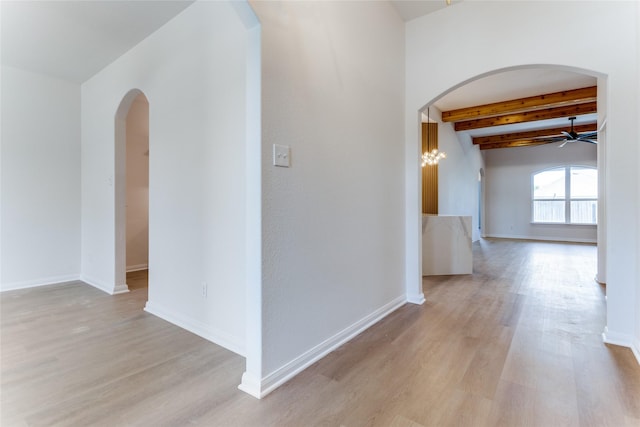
[422, 107, 446, 167]
[422, 149, 446, 167]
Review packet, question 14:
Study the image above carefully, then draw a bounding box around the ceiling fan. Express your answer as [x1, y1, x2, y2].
[552, 116, 599, 148]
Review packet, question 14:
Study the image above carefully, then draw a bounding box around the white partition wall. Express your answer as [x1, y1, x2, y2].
[244, 0, 407, 397]
[81, 1, 251, 355]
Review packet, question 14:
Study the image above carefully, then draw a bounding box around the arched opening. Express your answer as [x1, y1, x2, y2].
[125, 94, 150, 291]
[412, 64, 606, 301]
[114, 89, 150, 295]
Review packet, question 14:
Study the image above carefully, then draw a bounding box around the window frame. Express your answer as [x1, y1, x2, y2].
[531, 165, 598, 225]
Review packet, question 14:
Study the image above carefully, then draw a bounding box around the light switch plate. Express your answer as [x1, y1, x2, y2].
[273, 144, 291, 167]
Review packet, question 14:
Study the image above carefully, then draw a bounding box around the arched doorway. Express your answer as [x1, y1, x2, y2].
[124, 94, 149, 290]
[114, 89, 150, 294]
[408, 65, 607, 302]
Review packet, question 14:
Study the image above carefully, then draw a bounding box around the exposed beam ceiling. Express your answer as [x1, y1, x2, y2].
[472, 123, 598, 150]
[440, 86, 598, 150]
[454, 101, 597, 132]
[441, 86, 597, 123]
[472, 123, 598, 145]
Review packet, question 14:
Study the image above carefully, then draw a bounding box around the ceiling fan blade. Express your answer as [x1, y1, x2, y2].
[597, 118, 607, 133]
[579, 138, 598, 144]
[578, 132, 598, 139]
[561, 131, 574, 140]
[558, 140, 570, 148]
[533, 135, 565, 143]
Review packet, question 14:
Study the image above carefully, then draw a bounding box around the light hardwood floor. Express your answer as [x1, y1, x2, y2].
[2, 239, 640, 426]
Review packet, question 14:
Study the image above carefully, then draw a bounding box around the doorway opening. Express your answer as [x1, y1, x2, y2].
[125, 94, 149, 292]
[114, 89, 149, 296]
[414, 65, 605, 298]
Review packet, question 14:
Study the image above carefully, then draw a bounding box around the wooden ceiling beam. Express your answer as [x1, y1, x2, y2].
[472, 122, 598, 145]
[441, 86, 597, 123]
[454, 101, 597, 132]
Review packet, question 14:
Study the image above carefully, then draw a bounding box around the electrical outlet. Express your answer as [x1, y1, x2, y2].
[202, 281, 208, 298]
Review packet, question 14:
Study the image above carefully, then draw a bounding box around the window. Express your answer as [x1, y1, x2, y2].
[532, 166, 597, 224]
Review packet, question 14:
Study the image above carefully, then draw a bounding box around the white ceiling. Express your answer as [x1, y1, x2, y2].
[0, 0, 453, 84]
[0, 0, 454, 83]
[1, 0, 194, 83]
[390, 0, 461, 22]
[1, 0, 597, 140]
[433, 68, 596, 112]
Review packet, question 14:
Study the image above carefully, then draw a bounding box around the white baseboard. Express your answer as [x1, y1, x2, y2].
[144, 300, 245, 357]
[633, 336, 640, 366]
[0, 274, 81, 292]
[485, 233, 596, 244]
[113, 284, 130, 294]
[602, 326, 634, 348]
[240, 295, 406, 399]
[126, 264, 148, 273]
[406, 292, 425, 305]
[594, 275, 606, 285]
[601, 327, 640, 367]
[237, 372, 262, 399]
[80, 274, 129, 295]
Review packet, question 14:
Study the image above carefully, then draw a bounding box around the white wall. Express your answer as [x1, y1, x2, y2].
[245, 0, 406, 397]
[81, 1, 249, 354]
[125, 95, 149, 271]
[1, 66, 80, 290]
[430, 107, 485, 242]
[484, 142, 597, 243]
[635, 0, 640, 364]
[405, 1, 638, 355]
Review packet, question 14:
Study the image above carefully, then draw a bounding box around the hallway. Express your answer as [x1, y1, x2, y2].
[2, 239, 639, 426]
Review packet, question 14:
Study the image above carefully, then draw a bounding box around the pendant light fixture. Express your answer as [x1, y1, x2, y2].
[421, 107, 446, 167]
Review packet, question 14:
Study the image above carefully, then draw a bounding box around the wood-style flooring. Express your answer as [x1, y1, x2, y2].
[2, 239, 640, 426]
